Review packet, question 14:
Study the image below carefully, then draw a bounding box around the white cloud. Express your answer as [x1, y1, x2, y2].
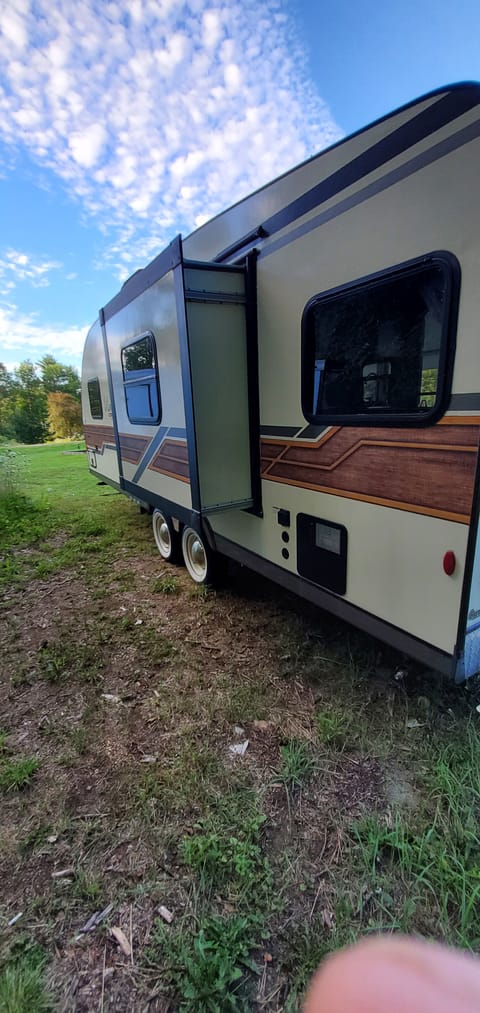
[0, 10, 28, 50]
[69, 123, 107, 168]
[0, 1, 342, 279]
[0, 249, 62, 295]
[0, 303, 86, 370]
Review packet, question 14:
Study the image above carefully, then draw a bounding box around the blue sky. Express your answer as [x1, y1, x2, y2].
[0, 0, 478, 374]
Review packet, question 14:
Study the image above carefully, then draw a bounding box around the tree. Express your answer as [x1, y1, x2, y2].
[9, 361, 50, 445]
[0, 363, 17, 440]
[47, 392, 82, 439]
[37, 354, 81, 399]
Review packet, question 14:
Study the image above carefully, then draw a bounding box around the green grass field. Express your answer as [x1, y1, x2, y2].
[1, 443, 480, 1010]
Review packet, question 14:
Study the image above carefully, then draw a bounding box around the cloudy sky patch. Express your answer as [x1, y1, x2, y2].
[0, 0, 342, 368]
[0, 0, 340, 268]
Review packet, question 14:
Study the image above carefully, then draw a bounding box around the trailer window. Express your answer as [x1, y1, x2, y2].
[87, 377, 103, 419]
[302, 254, 458, 425]
[121, 333, 161, 425]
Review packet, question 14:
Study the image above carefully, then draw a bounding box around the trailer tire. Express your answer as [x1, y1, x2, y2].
[181, 526, 217, 585]
[152, 509, 181, 563]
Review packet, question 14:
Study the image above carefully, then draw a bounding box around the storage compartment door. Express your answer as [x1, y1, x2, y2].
[187, 296, 253, 513]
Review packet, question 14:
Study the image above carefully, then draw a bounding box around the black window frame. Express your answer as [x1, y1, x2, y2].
[121, 331, 161, 426]
[301, 251, 460, 428]
[87, 376, 103, 420]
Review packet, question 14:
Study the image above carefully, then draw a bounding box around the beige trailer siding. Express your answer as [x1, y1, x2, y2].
[207, 97, 480, 658]
[82, 319, 120, 486]
[104, 271, 192, 511]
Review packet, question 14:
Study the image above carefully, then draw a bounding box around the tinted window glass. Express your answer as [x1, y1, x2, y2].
[87, 377, 103, 419]
[303, 258, 456, 423]
[121, 333, 161, 424]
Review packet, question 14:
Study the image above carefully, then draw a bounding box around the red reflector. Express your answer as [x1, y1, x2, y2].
[443, 551, 456, 576]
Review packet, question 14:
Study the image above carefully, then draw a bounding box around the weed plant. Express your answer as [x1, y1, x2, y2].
[148, 914, 264, 1012]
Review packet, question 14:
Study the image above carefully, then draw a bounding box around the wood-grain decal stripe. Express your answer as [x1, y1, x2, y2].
[261, 424, 480, 523]
[83, 424, 116, 452]
[118, 433, 151, 465]
[148, 438, 190, 483]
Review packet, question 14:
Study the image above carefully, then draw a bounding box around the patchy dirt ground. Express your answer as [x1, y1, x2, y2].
[0, 513, 473, 1010]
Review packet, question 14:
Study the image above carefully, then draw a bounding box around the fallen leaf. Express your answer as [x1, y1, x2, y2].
[110, 926, 132, 957]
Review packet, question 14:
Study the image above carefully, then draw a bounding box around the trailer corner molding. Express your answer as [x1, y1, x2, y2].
[82, 81, 480, 683]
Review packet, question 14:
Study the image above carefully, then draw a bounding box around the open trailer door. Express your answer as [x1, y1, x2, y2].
[178, 254, 260, 517]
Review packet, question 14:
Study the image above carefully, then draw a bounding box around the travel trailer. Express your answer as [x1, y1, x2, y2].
[82, 82, 480, 682]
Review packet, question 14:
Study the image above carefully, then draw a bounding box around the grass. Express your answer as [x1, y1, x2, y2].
[147, 787, 273, 1009]
[132, 740, 227, 820]
[0, 755, 39, 791]
[0, 950, 53, 1013]
[2, 443, 480, 1008]
[280, 919, 355, 1009]
[0, 730, 39, 792]
[316, 708, 352, 748]
[0, 442, 148, 587]
[152, 573, 179, 594]
[350, 722, 480, 946]
[181, 788, 270, 895]
[38, 640, 104, 684]
[276, 739, 317, 790]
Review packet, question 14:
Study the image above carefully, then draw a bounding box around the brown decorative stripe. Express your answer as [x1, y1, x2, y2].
[118, 433, 151, 465]
[83, 424, 116, 452]
[261, 424, 480, 524]
[149, 438, 190, 483]
[439, 414, 480, 425]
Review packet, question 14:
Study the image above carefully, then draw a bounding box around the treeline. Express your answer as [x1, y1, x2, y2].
[0, 355, 82, 444]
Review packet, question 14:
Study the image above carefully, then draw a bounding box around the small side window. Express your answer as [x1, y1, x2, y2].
[302, 254, 459, 426]
[121, 333, 161, 425]
[87, 377, 103, 420]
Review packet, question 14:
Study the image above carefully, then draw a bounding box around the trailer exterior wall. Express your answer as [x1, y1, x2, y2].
[82, 83, 480, 677]
[102, 270, 192, 512]
[201, 89, 480, 664]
